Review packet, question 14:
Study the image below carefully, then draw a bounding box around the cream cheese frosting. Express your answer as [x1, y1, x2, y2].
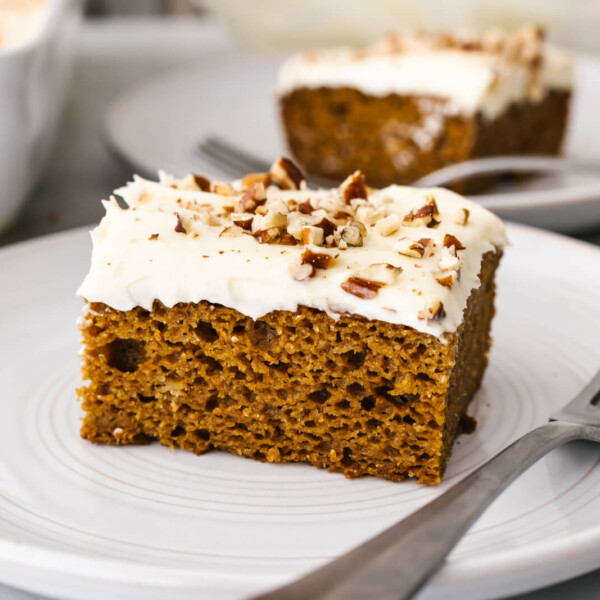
[277, 27, 573, 120]
[78, 164, 507, 339]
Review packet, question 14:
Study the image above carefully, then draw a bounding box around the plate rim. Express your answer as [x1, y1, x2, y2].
[103, 53, 600, 217]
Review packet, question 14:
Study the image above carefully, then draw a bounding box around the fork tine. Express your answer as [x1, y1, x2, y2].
[197, 139, 257, 177]
[206, 136, 272, 173]
[197, 135, 341, 188]
[197, 136, 271, 176]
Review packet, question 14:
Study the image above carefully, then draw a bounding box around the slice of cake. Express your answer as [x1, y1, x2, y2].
[77, 159, 507, 485]
[278, 26, 573, 188]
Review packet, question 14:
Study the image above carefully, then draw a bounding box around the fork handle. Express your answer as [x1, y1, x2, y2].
[252, 422, 600, 600]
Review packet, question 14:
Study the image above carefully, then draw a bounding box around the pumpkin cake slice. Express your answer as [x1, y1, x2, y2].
[77, 158, 507, 484]
[278, 26, 573, 189]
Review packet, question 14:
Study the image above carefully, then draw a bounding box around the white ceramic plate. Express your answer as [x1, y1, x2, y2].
[0, 225, 599, 600]
[105, 55, 600, 234]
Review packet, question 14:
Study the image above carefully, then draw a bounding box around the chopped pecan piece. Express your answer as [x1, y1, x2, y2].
[443, 233, 465, 251]
[287, 211, 314, 240]
[192, 174, 211, 191]
[149, 233, 159, 241]
[301, 226, 324, 246]
[238, 182, 267, 213]
[455, 208, 470, 226]
[438, 247, 460, 271]
[242, 172, 271, 190]
[333, 210, 352, 220]
[394, 237, 425, 258]
[279, 234, 298, 246]
[435, 271, 458, 288]
[356, 262, 402, 285]
[314, 216, 336, 238]
[355, 203, 385, 225]
[402, 197, 440, 228]
[339, 170, 367, 204]
[232, 213, 253, 231]
[253, 209, 287, 232]
[352, 220, 367, 237]
[301, 248, 334, 269]
[341, 276, 383, 299]
[255, 228, 280, 244]
[219, 225, 243, 238]
[298, 201, 314, 214]
[418, 300, 446, 323]
[340, 224, 364, 247]
[269, 157, 305, 190]
[211, 182, 236, 196]
[375, 213, 401, 236]
[174, 213, 187, 234]
[290, 261, 314, 281]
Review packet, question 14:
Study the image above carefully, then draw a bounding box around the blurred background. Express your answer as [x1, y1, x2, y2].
[90, 0, 600, 53]
[0, 0, 599, 247]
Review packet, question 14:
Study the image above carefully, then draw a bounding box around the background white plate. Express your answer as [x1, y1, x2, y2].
[105, 55, 600, 234]
[0, 225, 598, 600]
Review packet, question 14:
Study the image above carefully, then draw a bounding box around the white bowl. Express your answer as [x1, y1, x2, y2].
[0, 0, 81, 232]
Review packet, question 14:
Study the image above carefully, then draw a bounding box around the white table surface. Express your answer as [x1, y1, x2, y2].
[0, 17, 598, 600]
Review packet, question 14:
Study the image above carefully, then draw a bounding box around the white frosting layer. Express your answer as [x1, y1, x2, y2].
[0, 0, 46, 49]
[78, 174, 507, 339]
[277, 33, 573, 120]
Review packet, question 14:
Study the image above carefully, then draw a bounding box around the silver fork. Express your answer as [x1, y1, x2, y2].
[196, 136, 340, 188]
[196, 136, 600, 190]
[249, 368, 600, 600]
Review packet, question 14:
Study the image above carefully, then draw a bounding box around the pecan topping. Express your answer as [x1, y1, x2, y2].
[256, 228, 280, 244]
[269, 157, 305, 190]
[279, 234, 298, 246]
[252, 207, 287, 232]
[219, 225, 243, 238]
[174, 213, 187, 234]
[298, 201, 314, 214]
[455, 208, 470, 226]
[333, 210, 352, 220]
[418, 300, 446, 323]
[242, 172, 271, 190]
[238, 182, 267, 213]
[402, 197, 440, 228]
[341, 276, 383, 299]
[314, 216, 336, 238]
[443, 233, 465, 251]
[435, 271, 458, 288]
[301, 248, 334, 269]
[301, 226, 324, 246]
[339, 170, 367, 204]
[232, 213, 253, 231]
[211, 182, 236, 196]
[192, 174, 211, 191]
[340, 224, 364, 247]
[375, 213, 401, 236]
[149, 233, 159, 240]
[356, 262, 402, 286]
[438, 247, 460, 271]
[394, 237, 425, 258]
[290, 262, 314, 281]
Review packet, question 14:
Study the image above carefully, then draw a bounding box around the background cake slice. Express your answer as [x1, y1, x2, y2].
[77, 159, 507, 484]
[277, 26, 573, 188]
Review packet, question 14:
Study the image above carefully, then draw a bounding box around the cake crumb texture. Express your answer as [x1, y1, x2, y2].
[78, 251, 501, 485]
[280, 88, 570, 188]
